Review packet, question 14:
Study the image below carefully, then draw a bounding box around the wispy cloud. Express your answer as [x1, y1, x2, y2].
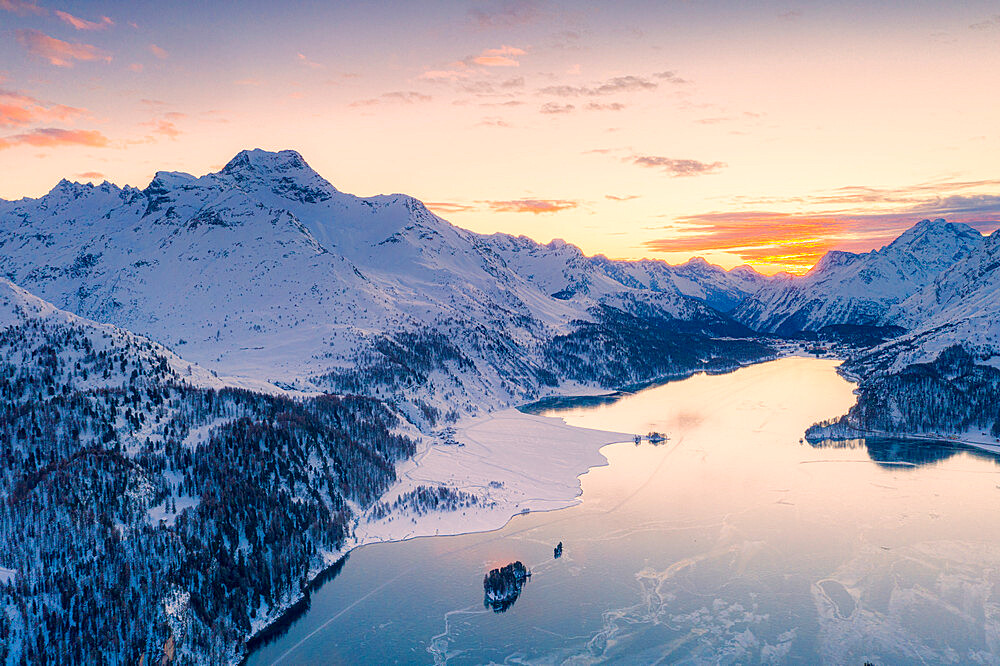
[473, 45, 526, 67]
[585, 102, 625, 111]
[16, 29, 111, 67]
[149, 44, 168, 59]
[476, 117, 512, 127]
[77, 171, 105, 179]
[296, 52, 322, 69]
[0, 0, 45, 16]
[54, 10, 113, 30]
[469, 0, 540, 27]
[540, 102, 574, 114]
[606, 194, 639, 201]
[630, 155, 727, 177]
[350, 91, 432, 107]
[486, 198, 578, 213]
[425, 201, 478, 214]
[540, 75, 658, 97]
[652, 70, 689, 84]
[0, 89, 86, 128]
[421, 45, 527, 80]
[643, 181, 1000, 272]
[142, 118, 181, 139]
[0, 127, 110, 150]
[970, 14, 1000, 30]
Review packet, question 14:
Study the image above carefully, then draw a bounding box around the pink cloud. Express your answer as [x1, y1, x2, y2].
[468, 1, 540, 28]
[297, 53, 323, 69]
[473, 45, 525, 66]
[486, 198, 578, 213]
[420, 66, 470, 81]
[473, 55, 519, 66]
[149, 44, 168, 59]
[0, 0, 46, 16]
[54, 10, 113, 30]
[349, 91, 432, 107]
[422, 45, 526, 79]
[16, 29, 111, 67]
[143, 119, 181, 138]
[630, 155, 727, 177]
[0, 127, 110, 150]
[425, 201, 477, 214]
[77, 171, 105, 179]
[0, 89, 87, 128]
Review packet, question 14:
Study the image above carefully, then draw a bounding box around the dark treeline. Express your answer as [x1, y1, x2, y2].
[545, 305, 774, 387]
[368, 484, 486, 520]
[322, 304, 774, 415]
[809, 345, 1000, 440]
[0, 318, 415, 664]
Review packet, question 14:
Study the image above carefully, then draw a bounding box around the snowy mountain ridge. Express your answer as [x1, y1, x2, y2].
[0, 149, 770, 413]
[734, 218, 987, 334]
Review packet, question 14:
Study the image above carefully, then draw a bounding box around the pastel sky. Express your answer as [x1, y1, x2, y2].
[2, 0, 1000, 273]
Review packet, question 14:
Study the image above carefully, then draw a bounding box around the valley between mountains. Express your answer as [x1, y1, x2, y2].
[1, 149, 998, 664]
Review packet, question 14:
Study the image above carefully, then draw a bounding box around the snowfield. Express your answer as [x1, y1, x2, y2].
[356, 408, 633, 544]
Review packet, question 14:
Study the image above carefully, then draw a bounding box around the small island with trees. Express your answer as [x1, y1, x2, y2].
[483, 561, 531, 613]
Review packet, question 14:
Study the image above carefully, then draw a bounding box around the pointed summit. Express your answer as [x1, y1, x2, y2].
[221, 148, 310, 176]
[217, 148, 338, 202]
[882, 218, 983, 269]
[887, 218, 982, 250]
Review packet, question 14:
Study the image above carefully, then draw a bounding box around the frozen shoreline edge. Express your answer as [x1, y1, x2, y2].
[238, 351, 831, 663]
[239, 408, 634, 664]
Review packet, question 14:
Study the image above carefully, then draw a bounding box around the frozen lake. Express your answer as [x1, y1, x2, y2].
[247, 357, 1000, 664]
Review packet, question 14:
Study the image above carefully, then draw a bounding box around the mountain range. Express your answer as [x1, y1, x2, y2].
[1, 149, 998, 664]
[0, 149, 771, 416]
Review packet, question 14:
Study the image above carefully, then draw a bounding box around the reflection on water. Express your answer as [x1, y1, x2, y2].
[247, 357, 1000, 665]
[812, 436, 1000, 469]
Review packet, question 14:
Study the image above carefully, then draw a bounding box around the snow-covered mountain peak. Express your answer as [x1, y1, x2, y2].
[729, 264, 764, 280]
[889, 217, 976, 244]
[217, 148, 339, 202]
[882, 218, 982, 262]
[46, 177, 124, 201]
[734, 218, 987, 334]
[682, 256, 711, 268]
[221, 148, 308, 176]
[808, 250, 860, 274]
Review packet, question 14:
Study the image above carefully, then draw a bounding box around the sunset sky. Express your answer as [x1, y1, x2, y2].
[2, 0, 999, 273]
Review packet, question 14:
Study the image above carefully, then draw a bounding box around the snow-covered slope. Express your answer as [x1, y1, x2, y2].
[0, 275, 291, 396]
[734, 219, 985, 334]
[853, 227, 1000, 371]
[483, 235, 765, 313]
[0, 149, 767, 410]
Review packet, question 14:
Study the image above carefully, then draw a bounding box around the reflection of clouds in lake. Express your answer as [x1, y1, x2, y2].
[673, 410, 704, 430]
[813, 541, 1000, 664]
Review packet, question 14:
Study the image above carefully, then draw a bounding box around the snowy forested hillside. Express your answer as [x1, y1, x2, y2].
[798, 224, 1000, 445]
[0, 278, 423, 664]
